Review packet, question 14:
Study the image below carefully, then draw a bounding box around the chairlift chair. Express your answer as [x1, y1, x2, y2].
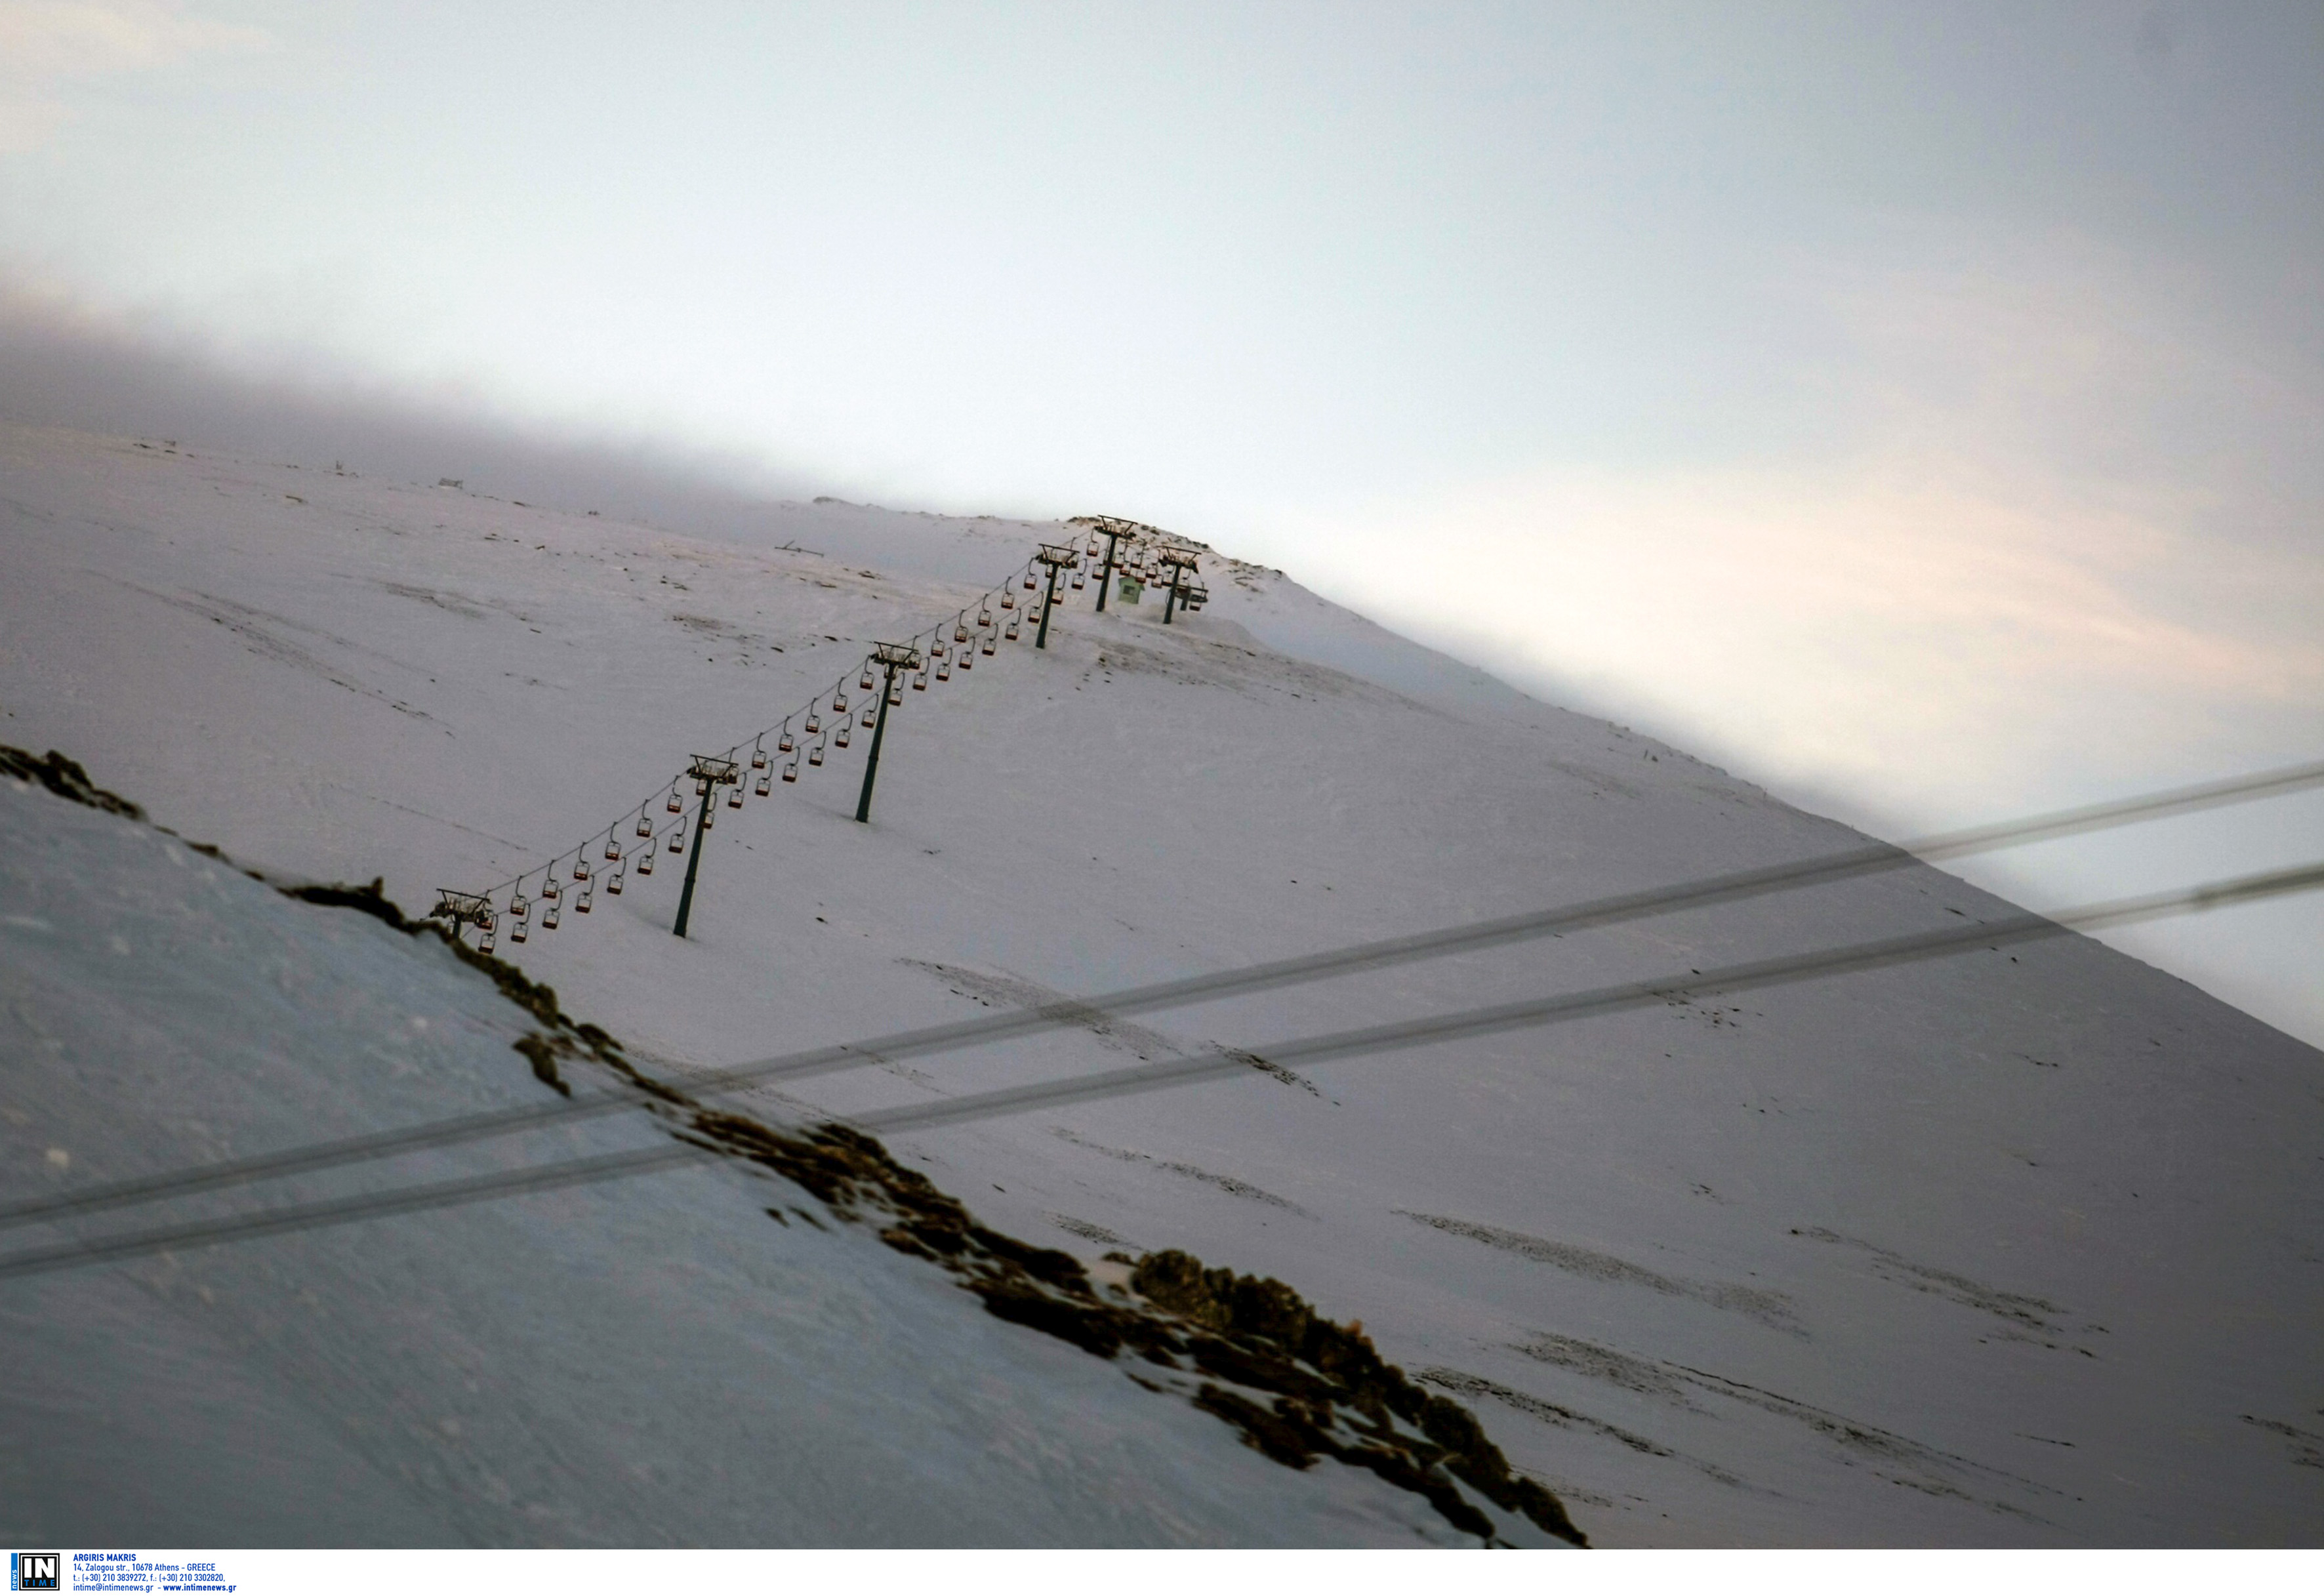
[936, 660, 951, 681]
[605, 838, 621, 861]
[1000, 593, 1013, 609]
[1023, 573, 1037, 590]
[892, 682, 907, 702]
[1004, 619, 1020, 641]
[480, 927, 497, 954]
[577, 885, 593, 914]
[543, 903, 560, 930]
[981, 634, 996, 655]
[834, 692, 849, 714]
[666, 790, 683, 814]
[667, 827, 684, 852]
[637, 813, 653, 838]
[863, 706, 876, 724]
[954, 624, 969, 644]
[573, 859, 590, 882]
[956, 649, 971, 670]
[607, 868, 624, 895]
[512, 895, 530, 920]
[779, 731, 795, 753]
[510, 918, 529, 943]
[805, 712, 822, 735]
[755, 771, 771, 796]
[859, 668, 875, 691]
[1071, 571, 1086, 590]
[834, 724, 851, 748]
[809, 743, 825, 766]
[544, 878, 561, 900]
[913, 670, 927, 691]
[977, 607, 993, 626]
[752, 748, 767, 770]
[727, 784, 743, 809]
[636, 848, 653, 875]
[783, 759, 798, 783]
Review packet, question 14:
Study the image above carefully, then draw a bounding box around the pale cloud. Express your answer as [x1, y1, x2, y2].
[1303, 236, 2324, 827]
[0, 1, 269, 152]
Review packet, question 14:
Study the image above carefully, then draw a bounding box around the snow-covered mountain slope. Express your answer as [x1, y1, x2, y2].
[0, 769, 1571, 1547]
[3, 422, 2320, 1545]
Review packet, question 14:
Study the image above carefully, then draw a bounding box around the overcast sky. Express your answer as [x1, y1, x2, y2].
[3, 0, 2319, 1039]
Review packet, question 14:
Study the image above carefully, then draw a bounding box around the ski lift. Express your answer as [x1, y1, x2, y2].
[512, 893, 531, 920]
[637, 813, 653, 838]
[1000, 593, 1014, 609]
[573, 859, 590, 882]
[666, 789, 683, 814]
[1005, 619, 1020, 641]
[1070, 571, 1086, 590]
[834, 691, 849, 714]
[863, 705, 877, 724]
[727, 783, 743, 809]
[695, 778, 710, 798]
[912, 671, 927, 691]
[667, 827, 684, 852]
[755, 771, 771, 796]
[1086, 538, 1101, 557]
[543, 878, 561, 900]
[783, 759, 798, 783]
[543, 903, 561, 930]
[859, 668, 875, 691]
[932, 641, 948, 660]
[607, 867, 624, 895]
[805, 712, 822, 735]
[480, 926, 497, 954]
[605, 838, 621, 861]
[936, 660, 951, 682]
[577, 884, 594, 914]
[834, 724, 851, 748]
[637, 848, 654, 876]
[701, 804, 713, 830]
[954, 624, 969, 644]
[957, 649, 971, 670]
[1023, 573, 1037, 590]
[981, 634, 996, 655]
[752, 747, 767, 770]
[511, 918, 529, 943]
[808, 743, 825, 767]
[977, 606, 993, 626]
[778, 730, 795, 753]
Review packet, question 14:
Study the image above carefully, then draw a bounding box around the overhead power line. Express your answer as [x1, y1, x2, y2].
[2, 856, 2318, 1284]
[5, 756, 2319, 1238]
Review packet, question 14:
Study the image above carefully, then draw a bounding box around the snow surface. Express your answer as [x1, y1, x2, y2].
[0, 779, 1499, 1546]
[3, 422, 2321, 1544]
